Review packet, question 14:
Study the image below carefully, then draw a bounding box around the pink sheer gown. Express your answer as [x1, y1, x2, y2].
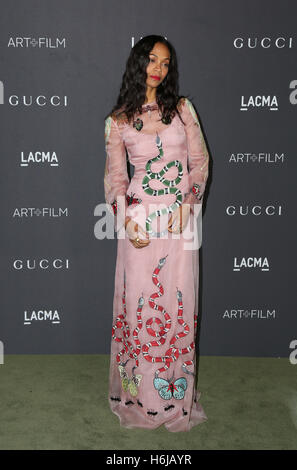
[103, 97, 209, 432]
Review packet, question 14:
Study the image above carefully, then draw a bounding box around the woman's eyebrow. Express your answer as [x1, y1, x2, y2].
[149, 53, 170, 60]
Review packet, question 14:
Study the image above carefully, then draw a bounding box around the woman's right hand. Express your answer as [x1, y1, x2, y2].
[125, 217, 150, 248]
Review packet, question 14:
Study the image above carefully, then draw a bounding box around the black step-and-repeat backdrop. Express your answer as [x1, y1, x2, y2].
[0, 0, 296, 359]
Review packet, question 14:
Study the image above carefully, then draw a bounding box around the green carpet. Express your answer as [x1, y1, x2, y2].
[0, 355, 295, 450]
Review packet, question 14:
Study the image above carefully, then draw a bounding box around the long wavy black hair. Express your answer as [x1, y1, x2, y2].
[104, 35, 189, 126]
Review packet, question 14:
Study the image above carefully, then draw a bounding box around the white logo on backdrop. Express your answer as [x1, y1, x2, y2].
[20, 151, 59, 167]
[7, 37, 66, 48]
[233, 257, 270, 271]
[13, 208, 68, 218]
[13, 259, 70, 270]
[233, 37, 293, 48]
[222, 309, 276, 319]
[0, 81, 68, 106]
[9, 95, 68, 106]
[240, 95, 278, 111]
[229, 152, 285, 164]
[131, 36, 168, 47]
[24, 309, 61, 325]
[226, 205, 282, 216]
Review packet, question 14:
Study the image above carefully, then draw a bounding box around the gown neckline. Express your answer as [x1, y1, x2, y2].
[142, 100, 157, 107]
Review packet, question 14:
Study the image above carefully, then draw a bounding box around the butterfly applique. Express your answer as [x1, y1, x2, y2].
[118, 365, 142, 397]
[153, 375, 188, 400]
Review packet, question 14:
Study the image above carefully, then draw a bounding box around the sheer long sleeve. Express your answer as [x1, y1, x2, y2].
[180, 98, 209, 207]
[104, 115, 130, 232]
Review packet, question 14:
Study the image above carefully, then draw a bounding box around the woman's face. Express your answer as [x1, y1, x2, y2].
[146, 42, 170, 89]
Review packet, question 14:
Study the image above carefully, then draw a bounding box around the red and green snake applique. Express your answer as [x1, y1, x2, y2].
[142, 133, 183, 238]
[111, 255, 198, 400]
[142, 255, 198, 400]
[111, 271, 144, 397]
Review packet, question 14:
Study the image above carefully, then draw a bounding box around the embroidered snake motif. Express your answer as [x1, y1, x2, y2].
[111, 271, 144, 396]
[142, 133, 183, 237]
[142, 255, 197, 379]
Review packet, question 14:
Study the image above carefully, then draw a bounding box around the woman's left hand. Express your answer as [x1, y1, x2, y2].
[168, 204, 191, 234]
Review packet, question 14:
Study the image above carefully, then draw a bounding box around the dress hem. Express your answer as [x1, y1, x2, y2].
[108, 389, 208, 432]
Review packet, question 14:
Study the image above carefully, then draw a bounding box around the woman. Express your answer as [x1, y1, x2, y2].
[103, 35, 209, 432]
